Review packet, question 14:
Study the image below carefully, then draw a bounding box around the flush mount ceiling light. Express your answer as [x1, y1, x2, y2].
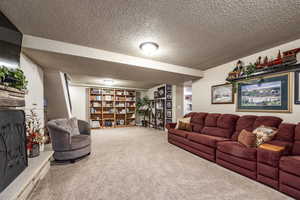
[139, 42, 159, 55]
[103, 79, 114, 85]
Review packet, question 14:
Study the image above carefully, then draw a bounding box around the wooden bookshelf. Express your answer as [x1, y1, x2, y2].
[89, 88, 136, 129]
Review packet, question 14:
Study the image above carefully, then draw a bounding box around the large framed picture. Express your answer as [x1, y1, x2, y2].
[237, 73, 291, 113]
[211, 83, 234, 104]
[295, 71, 300, 104]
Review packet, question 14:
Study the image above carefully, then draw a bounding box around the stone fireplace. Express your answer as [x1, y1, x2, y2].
[0, 109, 27, 193]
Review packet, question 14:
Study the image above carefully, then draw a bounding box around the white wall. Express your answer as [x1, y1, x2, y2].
[193, 38, 300, 123]
[69, 86, 88, 121]
[20, 53, 44, 127]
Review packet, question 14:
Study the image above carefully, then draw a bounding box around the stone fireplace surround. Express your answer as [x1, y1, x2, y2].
[0, 110, 28, 193]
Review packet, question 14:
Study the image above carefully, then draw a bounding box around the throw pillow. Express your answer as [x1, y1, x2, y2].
[178, 121, 193, 132]
[175, 117, 191, 129]
[253, 125, 278, 147]
[238, 129, 256, 148]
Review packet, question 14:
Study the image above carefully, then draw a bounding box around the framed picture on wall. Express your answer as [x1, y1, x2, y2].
[166, 92, 172, 100]
[166, 84, 172, 92]
[295, 71, 300, 104]
[166, 110, 172, 118]
[166, 100, 172, 109]
[211, 83, 234, 104]
[237, 72, 291, 113]
[158, 86, 165, 98]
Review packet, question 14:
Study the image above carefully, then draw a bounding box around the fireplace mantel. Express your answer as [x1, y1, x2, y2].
[0, 85, 25, 107]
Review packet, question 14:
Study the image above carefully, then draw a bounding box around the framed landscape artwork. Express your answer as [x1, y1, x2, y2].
[295, 71, 300, 104]
[211, 83, 234, 104]
[237, 73, 291, 113]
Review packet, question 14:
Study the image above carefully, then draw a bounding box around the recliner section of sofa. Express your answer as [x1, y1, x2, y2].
[279, 123, 300, 199]
[167, 112, 299, 199]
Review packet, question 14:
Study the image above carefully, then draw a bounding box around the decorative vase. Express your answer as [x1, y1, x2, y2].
[29, 143, 40, 158]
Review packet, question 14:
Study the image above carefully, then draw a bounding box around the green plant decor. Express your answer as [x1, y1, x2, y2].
[136, 96, 151, 126]
[0, 66, 28, 90]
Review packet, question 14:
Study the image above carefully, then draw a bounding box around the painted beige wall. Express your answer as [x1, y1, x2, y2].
[193, 38, 300, 123]
[20, 53, 44, 127]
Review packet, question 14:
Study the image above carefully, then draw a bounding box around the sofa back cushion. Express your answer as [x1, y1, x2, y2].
[190, 112, 208, 133]
[275, 123, 295, 142]
[293, 123, 300, 155]
[231, 115, 257, 141]
[204, 113, 221, 127]
[253, 116, 282, 129]
[184, 112, 195, 118]
[202, 114, 239, 138]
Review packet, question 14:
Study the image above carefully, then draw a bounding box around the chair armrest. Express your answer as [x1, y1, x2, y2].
[166, 123, 177, 130]
[78, 120, 91, 135]
[47, 122, 72, 151]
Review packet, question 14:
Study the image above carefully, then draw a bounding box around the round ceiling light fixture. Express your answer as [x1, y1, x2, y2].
[139, 42, 159, 55]
[103, 79, 114, 85]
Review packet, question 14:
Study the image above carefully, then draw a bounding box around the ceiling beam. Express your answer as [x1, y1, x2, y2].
[22, 35, 203, 77]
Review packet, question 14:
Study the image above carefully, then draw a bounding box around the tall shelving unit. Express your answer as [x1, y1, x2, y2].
[89, 88, 136, 129]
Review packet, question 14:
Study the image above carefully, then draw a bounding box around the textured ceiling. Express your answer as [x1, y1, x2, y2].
[1, 0, 300, 70]
[22, 48, 199, 89]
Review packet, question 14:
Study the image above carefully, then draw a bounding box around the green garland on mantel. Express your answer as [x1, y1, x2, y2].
[0, 65, 28, 91]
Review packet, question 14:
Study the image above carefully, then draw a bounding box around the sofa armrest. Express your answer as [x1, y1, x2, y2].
[47, 123, 71, 151]
[78, 120, 91, 135]
[166, 123, 177, 130]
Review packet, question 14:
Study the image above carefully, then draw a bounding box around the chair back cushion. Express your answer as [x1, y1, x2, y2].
[293, 123, 300, 155]
[231, 115, 257, 141]
[202, 114, 239, 138]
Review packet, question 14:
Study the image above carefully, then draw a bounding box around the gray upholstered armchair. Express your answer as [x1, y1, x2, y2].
[47, 119, 91, 162]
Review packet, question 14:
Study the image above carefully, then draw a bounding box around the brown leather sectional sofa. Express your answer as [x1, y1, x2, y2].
[166, 112, 300, 199]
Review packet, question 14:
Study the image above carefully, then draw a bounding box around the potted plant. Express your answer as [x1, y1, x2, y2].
[0, 65, 28, 90]
[136, 96, 151, 127]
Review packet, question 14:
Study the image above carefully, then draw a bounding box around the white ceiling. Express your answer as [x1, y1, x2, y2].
[1, 0, 300, 70]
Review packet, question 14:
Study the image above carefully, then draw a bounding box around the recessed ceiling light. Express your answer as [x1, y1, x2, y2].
[103, 79, 114, 85]
[139, 42, 159, 56]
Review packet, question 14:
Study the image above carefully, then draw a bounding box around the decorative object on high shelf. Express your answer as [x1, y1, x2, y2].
[236, 73, 291, 113]
[136, 96, 151, 127]
[154, 91, 158, 99]
[157, 86, 166, 98]
[226, 48, 300, 82]
[211, 83, 234, 104]
[26, 109, 45, 158]
[295, 71, 300, 104]
[88, 88, 136, 129]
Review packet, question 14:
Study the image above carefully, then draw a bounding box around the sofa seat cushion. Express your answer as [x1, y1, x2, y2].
[217, 141, 257, 161]
[169, 129, 190, 138]
[280, 156, 300, 176]
[187, 133, 228, 148]
[71, 135, 90, 150]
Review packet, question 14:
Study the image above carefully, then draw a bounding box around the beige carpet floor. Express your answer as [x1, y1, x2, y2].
[29, 127, 292, 200]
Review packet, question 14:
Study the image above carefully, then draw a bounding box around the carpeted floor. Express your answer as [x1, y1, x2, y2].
[29, 127, 292, 200]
